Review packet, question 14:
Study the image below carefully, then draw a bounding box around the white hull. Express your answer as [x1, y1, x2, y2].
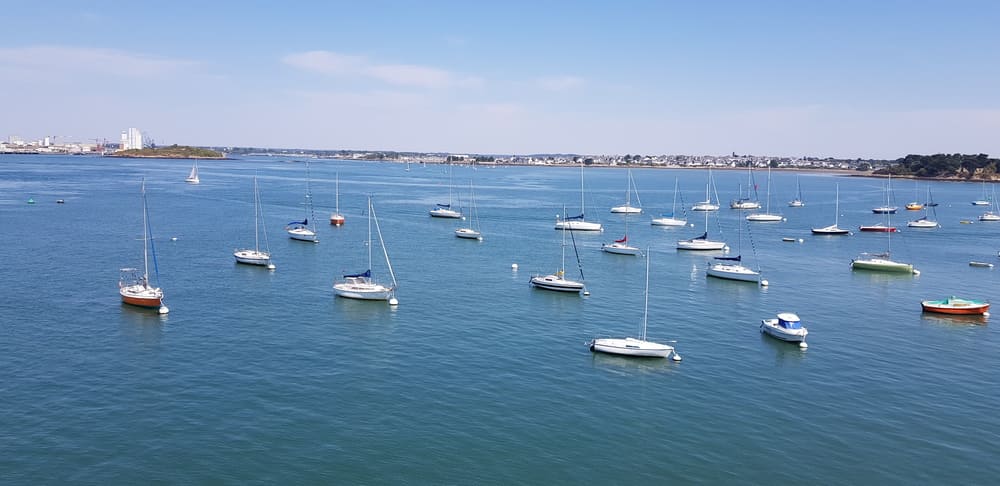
[554, 220, 603, 231]
[811, 224, 850, 235]
[610, 205, 642, 214]
[590, 337, 675, 358]
[455, 228, 482, 239]
[287, 227, 318, 242]
[788, 200, 805, 207]
[530, 274, 584, 292]
[601, 242, 641, 255]
[760, 319, 808, 343]
[730, 201, 760, 209]
[333, 282, 394, 300]
[979, 212, 1000, 222]
[185, 177, 199, 184]
[234, 249, 271, 266]
[651, 217, 687, 227]
[429, 208, 463, 218]
[907, 219, 939, 228]
[692, 202, 719, 211]
[707, 263, 760, 282]
[746, 213, 784, 222]
[972, 200, 990, 206]
[677, 238, 727, 251]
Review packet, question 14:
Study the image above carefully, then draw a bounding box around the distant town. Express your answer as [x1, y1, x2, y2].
[0, 128, 889, 171]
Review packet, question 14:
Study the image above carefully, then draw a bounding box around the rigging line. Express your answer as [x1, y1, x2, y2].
[569, 226, 585, 281]
[744, 216, 761, 272]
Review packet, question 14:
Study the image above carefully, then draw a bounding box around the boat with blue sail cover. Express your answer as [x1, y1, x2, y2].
[334, 195, 398, 303]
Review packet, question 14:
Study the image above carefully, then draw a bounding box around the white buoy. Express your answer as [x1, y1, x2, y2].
[913, 269, 921, 276]
[158, 305, 169, 314]
[984, 312, 990, 317]
[760, 279, 769, 287]
[389, 297, 399, 306]
[267, 263, 276, 270]
[511, 263, 518, 270]
[170, 237, 178, 241]
[799, 342, 808, 349]
[672, 353, 682, 362]
[583, 290, 590, 296]
[798, 238, 804, 243]
[689, 223, 695, 227]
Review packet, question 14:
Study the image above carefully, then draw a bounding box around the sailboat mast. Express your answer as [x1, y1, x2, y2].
[642, 251, 650, 340]
[580, 160, 585, 216]
[835, 184, 840, 226]
[335, 172, 340, 213]
[371, 200, 398, 288]
[141, 179, 149, 281]
[367, 195, 373, 271]
[253, 177, 261, 252]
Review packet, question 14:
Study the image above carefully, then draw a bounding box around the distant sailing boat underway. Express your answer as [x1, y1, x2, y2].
[234, 176, 275, 269]
[287, 162, 319, 242]
[555, 160, 602, 231]
[185, 162, 200, 184]
[588, 252, 681, 360]
[329, 172, 345, 226]
[610, 169, 642, 213]
[119, 179, 168, 314]
[333, 195, 399, 304]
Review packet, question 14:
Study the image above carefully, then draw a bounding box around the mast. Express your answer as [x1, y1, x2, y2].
[580, 159, 585, 216]
[641, 250, 650, 340]
[367, 195, 373, 272]
[371, 197, 397, 288]
[835, 184, 840, 226]
[335, 172, 340, 213]
[624, 169, 631, 206]
[253, 177, 261, 252]
[141, 179, 149, 282]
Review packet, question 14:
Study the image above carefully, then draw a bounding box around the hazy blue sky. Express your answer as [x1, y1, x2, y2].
[1, 0, 997, 158]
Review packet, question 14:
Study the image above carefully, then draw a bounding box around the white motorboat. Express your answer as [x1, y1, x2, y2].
[333, 195, 399, 304]
[589, 252, 680, 360]
[652, 178, 688, 226]
[234, 176, 274, 269]
[812, 184, 850, 235]
[760, 312, 808, 347]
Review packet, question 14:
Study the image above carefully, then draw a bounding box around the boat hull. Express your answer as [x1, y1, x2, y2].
[746, 213, 784, 222]
[610, 205, 641, 214]
[651, 217, 686, 227]
[707, 263, 760, 282]
[907, 219, 939, 228]
[530, 275, 584, 292]
[330, 213, 345, 225]
[979, 213, 1000, 222]
[429, 208, 463, 218]
[601, 243, 641, 255]
[859, 225, 896, 232]
[119, 285, 163, 308]
[730, 201, 760, 209]
[589, 337, 674, 358]
[872, 207, 898, 214]
[287, 227, 318, 242]
[185, 177, 199, 184]
[677, 239, 726, 251]
[692, 202, 720, 211]
[455, 228, 482, 239]
[921, 299, 990, 315]
[554, 220, 603, 231]
[851, 258, 915, 273]
[812, 225, 850, 235]
[333, 283, 394, 301]
[234, 249, 271, 266]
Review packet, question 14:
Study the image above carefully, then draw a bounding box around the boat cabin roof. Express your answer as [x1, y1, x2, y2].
[777, 313, 801, 328]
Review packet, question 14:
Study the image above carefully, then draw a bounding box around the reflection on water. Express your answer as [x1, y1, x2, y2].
[118, 304, 166, 347]
[759, 331, 808, 366]
[920, 312, 988, 327]
[589, 350, 681, 376]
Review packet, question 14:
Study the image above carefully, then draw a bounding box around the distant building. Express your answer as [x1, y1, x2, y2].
[120, 127, 144, 150]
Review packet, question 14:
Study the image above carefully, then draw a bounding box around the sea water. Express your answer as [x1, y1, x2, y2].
[1, 154, 998, 483]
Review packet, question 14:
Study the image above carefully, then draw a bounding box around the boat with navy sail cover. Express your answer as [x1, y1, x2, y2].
[533, 215, 587, 292]
[333, 195, 398, 303]
[286, 161, 319, 242]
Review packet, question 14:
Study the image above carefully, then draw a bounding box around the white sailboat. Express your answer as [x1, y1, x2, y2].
[333, 195, 399, 304]
[972, 181, 990, 206]
[812, 184, 850, 235]
[610, 169, 642, 213]
[908, 187, 940, 228]
[692, 169, 721, 211]
[651, 178, 688, 227]
[589, 252, 681, 360]
[677, 202, 727, 251]
[979, 186, 1000, 221]
[851, 209, 918, 274]
[329, 172, 345, 226]
[706, 218, 762, 284]
[730, 164, 761, 209]
[234, 176, 275, 269]
[871, 173, 898, 214]
[119, 179, 168, 314]
[286, 162, 319, 242]
[455, 175, 483, 240]
[602, 208, 640, 255]
[555, 160, 602, 231]
[185, 162, 200, 184]
[746, 167, 784, 222]
[532, 215, 587, 293]
[788, 176, 805, 207]
[430, 164, 463, 218]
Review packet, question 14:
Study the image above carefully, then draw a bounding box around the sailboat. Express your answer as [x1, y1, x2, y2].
[333, 195, 399, 303]
[812, 184, 850, 235]
[677, 204, 727, 251]
[430, 164, 463, 218]
[730, 164, 761, 209]
[871, 174, 898, 214]
[119, 179, 168, 314]
[861, 179, 898, 232]
[455, 175, 483, 240]
[588, 252, 681, 360]
[851, 209, 918, 274]
[979, 186, 1000, 221]
[555, 159, 602, 231]
[610, 169, 642, 213]
[908, 187, 940, 228]
[602, 208, 640, 255]
[185, 162, 200, 184]
[692, 169, 720, 211]
[788, 175, 805, 207]
[234, 176, 275, 269]
[746, 167, 784, 222]
[532, 213, 587, 292]
[329, 172, 345, 226]
[905, 180, 923, 210]
[286, 162, 319, 242]
[651, 178, 688, 227]
[706, 218, 762, 283]
[972, 181, 990, 206]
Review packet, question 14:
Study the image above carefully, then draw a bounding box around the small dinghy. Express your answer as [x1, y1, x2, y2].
[760, 312, 808, 348]
[921, 297, 990, 316]
[969, 261, 994, 268]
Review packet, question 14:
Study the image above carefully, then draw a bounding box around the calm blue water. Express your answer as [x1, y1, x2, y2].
[1, 154, 998, 483]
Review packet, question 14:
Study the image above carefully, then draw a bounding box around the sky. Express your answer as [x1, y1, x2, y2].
[1, 0, 998, 159]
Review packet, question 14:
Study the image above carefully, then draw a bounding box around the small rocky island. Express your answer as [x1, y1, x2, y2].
[112, 144, 225, 159]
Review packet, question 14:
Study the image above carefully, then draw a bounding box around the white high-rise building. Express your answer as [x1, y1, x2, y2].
[127, 128, 143, 150]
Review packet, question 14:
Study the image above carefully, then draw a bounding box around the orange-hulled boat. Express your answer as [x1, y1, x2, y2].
[921, 297, 990, 315]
